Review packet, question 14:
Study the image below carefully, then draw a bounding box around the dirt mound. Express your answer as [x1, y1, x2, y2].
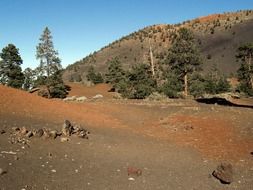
[0, 85, 122, 129]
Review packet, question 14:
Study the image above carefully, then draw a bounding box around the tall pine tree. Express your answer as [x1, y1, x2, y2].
[36, 27, 61, 77]
[35, 27, 67, 98]
[166, 28, 202, 97]
[0, 44, 24, 89]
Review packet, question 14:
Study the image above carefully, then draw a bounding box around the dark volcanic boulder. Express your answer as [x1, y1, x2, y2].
[212, 162, 233, 184]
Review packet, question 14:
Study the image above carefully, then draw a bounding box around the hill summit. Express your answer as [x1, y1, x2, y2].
[64, 10, 253, 82]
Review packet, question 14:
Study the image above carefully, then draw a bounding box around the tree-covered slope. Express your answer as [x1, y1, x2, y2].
[63, 10, 253, 82]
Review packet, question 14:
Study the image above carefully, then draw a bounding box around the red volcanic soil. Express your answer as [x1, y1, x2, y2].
[0, 84, 122, 129]
[0, 84, 253, 189]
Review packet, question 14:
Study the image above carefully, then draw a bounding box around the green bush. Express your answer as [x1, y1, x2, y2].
[128, 64, 156, 99]
[105, 57, 126, 91]
[86, 66, 104, 84]
[46, 70, 68, 98]
[160, 72, 182, 98]
[189, 73, 206, 98]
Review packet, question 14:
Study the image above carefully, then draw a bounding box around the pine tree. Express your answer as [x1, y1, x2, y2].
[126, 63, 156, 99]
[86, 66, 104, 84]
[105, 57, 126, 91]
[36, 27, 61, 77]
[0, 44, 24, 89]
[236, 43, 253, 95]
[35, 27, 67, 98]
[23, 67, 36, 90]
[166, 28, 202, 97]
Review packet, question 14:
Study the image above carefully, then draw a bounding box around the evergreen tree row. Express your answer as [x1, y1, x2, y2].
[104, 28, 252, 98]
[0, 27, 252, 99]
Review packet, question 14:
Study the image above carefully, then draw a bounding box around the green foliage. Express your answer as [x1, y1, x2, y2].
[204, 65, 231, 95]
[189, 73, 206, 98]
[205, 75, 231, 94]
[125, 64, 156, 99]
[23, 67, 36, 90]
[105, 60, 156, 99]
[105, 57, 126, 91]
[237, 62, 253, 95]
[167, 28, 202, 76]
[34, 76, 47, 87]
[46, 70, 68, 98]
[236, 43, 253, 95]
[34, 27, 67, 98]
[160, 72, 182, 98]
[0, 44, 24, 89]
[166, 28, 202, 96]
[86, 66, 104, 84]
[216, 76, 231, 93]
[36, 27, 62, 77]
[119, 64, 156, 99]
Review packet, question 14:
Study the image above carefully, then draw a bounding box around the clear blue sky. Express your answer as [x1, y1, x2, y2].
[0, 0, 252, 69]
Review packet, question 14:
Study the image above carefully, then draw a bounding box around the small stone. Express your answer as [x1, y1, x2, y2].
[184, 125, 194, 130]
[76, 129, 89, 139]
[20, 127, 28, 135]
[51, 169, 56, 173]
[26, 131, 33, 138]
[62, 120, 73, 136]
[76, 96, 87, 102]
[127, 167, 142, 176]
[128, 177, 135, 181]
[49, 130, 58, 139]
[14, 156, 19, 160]
[212, 162, 233, 184]
[0, 168, 7, 175]
[42, 129, 50, 139]
[34, 128, 44, 137]
[93, 94, 103, 99]
[60, 137, 69, 142]
[0, 129, 6, 134]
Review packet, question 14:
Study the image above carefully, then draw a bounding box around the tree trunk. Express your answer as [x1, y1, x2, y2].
[46, 57, 50, 77]
[149, 39, 155, 77]
[184, 73, 188, 97]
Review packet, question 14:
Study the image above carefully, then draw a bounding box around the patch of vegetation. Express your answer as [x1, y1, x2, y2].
[236, 43, 253, 96]
[0, 44, 24, 89]
[165, 28, 202, 97]
[86, 66, 104, 84]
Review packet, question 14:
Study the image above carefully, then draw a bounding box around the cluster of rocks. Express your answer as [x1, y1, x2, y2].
[63, 94, 104, 102]
[62, 120, 90, 139]
[4, 120, 89, 146]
